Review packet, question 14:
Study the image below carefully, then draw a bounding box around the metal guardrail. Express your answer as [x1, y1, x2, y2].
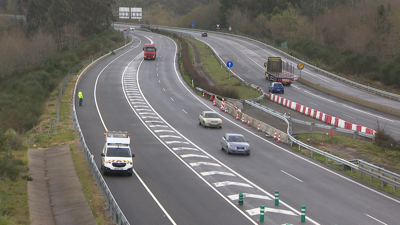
[245, 100, 400, 194]
[70, 38, 133, 224]
[114, 22, 400, 102]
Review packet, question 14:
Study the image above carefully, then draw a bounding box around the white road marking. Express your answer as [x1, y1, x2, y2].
[163, 88, 166, 91]
[145, 120, 163, 123]
[343, 114, 356, 120]
[134, 105, 149, 108]
[149, 125, 169, 128]
[304, 91, 336, 103]
[248, 70, 251, 72]
[171, 97, 174, 101]
[182, 109, 187, 114]
[281, 170, 303, 182]
[214, 181, 252, 188]
[342, 104, 395, 122]
[291, 85, 300, 89]
[154, 130, 174, 133]
[139, 112, 156, 115]
[142, 116, 160, 119]
[172, 147, 198, 151]
[365, 214, 387, 225]
[242, 65, 244, 67]
[308, 102, 318, 106]
[165, 141, 190, 145]
[180, 154, 209, 158]
[228, 193, 271, 201]
[391, 130, 400, 134]
[159, 80, 161, 83]
[201, 171, 235, 177]
[160, 135, 182, 139]
[246, 207, 297, 216]
[157, 73, 159, 76]
[190, 162, 221, 167]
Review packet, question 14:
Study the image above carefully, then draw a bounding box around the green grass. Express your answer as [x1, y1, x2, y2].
[293, 133, 400, 198]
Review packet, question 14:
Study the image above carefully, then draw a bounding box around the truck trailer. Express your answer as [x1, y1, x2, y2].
[264, 57, 295, 85]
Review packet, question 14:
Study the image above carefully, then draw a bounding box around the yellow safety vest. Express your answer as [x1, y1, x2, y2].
[78, 91, 83, 99]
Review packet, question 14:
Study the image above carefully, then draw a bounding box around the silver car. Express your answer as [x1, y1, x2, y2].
[221, 133, 250, 155]
[199, 111, 222, 128]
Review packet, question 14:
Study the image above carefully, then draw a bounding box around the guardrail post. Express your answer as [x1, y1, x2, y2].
[275, 190, 279, 205]
[326, 156, 328, 164]
[260, 205, 265, 222]
[301, 205, 306, 222]
[311, 151, 313, 157]
[371, 169, 374, 183]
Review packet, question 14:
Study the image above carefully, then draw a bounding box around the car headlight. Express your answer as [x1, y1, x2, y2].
[105, 161, 111, 165]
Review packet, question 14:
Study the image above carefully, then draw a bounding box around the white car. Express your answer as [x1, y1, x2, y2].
[199, 111, 222, 128]
[130, 26, 135, 31]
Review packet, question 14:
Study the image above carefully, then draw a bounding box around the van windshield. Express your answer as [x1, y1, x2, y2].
[145, 46, 155, 52]
[106, 148, 131, 157]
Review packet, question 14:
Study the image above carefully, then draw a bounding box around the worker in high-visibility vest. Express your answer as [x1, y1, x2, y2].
[78, 91, 83, 106]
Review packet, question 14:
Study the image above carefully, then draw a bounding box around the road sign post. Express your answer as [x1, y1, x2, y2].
[297, 63, 304, 78]
[226, 61, 233, 80]
[192, 22, 195, 29]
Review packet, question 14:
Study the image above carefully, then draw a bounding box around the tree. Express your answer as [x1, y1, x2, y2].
[49, 0, 74, 49]
[26, 0, 52, 33]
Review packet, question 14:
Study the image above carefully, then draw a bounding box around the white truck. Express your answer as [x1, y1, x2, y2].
[101, 131, 135, 176]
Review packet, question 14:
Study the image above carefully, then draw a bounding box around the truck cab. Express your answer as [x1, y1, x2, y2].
[101, 131, 135, 176]
[143, 43, 156, 60]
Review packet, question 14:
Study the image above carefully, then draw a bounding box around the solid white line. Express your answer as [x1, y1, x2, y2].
[291, 84, 300, 89]
[304, 90, 336, 103]
[391, 130, 400, 134]
[365, 214, 387, 225]
[342, 104, 395, 122]
[343, 114, 356, 120]
[281, 170, 303, 182]
[303, 70, 330, 82]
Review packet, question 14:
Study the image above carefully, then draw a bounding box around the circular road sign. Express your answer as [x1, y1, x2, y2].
[297, 63, 304, 70]
[226, 61, 234, 68]
[229, 26, 232, 31]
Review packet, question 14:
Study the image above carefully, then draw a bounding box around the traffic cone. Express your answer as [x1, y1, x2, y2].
[225, 107, 228, 113]
[236, 112, 239, 120]
[242, 115, 245, 123]
[330, 127, 333, 136]
[273, 131, 277, 139]
[257, 123, 261, 131]
[202, 92, 205, 98]
[278, 133, 281, 142]
[247, 118, 251, 126]
[213, 100, 216, 106]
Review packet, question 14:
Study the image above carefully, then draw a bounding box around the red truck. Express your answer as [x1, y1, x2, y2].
[143, 43, 156, 60]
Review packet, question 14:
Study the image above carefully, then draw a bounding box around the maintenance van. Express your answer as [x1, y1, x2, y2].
[143, 43, 156, 60]
[264, 57, 295, 85]
[101, 131, 135, 176]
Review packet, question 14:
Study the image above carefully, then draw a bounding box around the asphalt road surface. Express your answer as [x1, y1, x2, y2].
[76, 30, 400, 224]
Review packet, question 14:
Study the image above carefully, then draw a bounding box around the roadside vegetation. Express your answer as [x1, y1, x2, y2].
[0, 5, 122, 221]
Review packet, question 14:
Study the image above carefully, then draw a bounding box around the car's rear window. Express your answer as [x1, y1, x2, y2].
[106, 148, 131, 157]
[228, 136, 246, 142]
[205, 113, 219, 118]
[275, 83, 283, 87]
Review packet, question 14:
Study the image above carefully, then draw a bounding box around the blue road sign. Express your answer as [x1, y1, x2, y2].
[226, 61, 234, 68]
[192, 22, 195, 27]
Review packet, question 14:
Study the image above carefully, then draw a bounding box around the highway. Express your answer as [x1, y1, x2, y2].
[76, 29, 400, 224]
[164, 28, 400, 140]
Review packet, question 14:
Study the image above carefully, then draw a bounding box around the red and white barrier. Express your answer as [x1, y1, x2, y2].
[269, 93, 376, 136]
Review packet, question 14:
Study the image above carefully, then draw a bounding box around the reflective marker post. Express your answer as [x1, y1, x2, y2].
[238, 193, 243, 205]
[301, 205, 306, 222]
[275, 190, 279, 205]
[260, 205, 265, 222]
